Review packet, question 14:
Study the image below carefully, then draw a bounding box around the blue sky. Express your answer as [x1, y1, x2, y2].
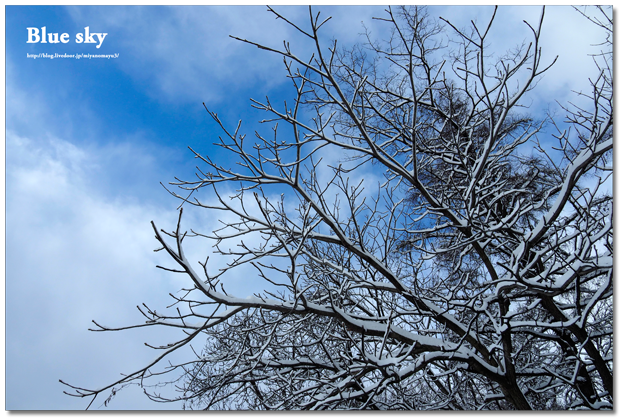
[5, 5, 610, 410]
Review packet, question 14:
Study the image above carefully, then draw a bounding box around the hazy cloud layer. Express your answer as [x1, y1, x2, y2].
[6, 130, 180, 409]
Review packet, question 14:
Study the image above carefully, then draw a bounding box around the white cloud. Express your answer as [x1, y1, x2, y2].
[64, 6, 310, 105]
[62, 6, 391, 107]
[5, 131, 192, 409]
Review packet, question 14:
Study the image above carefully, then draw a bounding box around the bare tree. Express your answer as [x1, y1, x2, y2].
[62, 6, 613, 410]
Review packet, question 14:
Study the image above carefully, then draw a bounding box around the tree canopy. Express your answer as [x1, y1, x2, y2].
[63, 6, 613, 410]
